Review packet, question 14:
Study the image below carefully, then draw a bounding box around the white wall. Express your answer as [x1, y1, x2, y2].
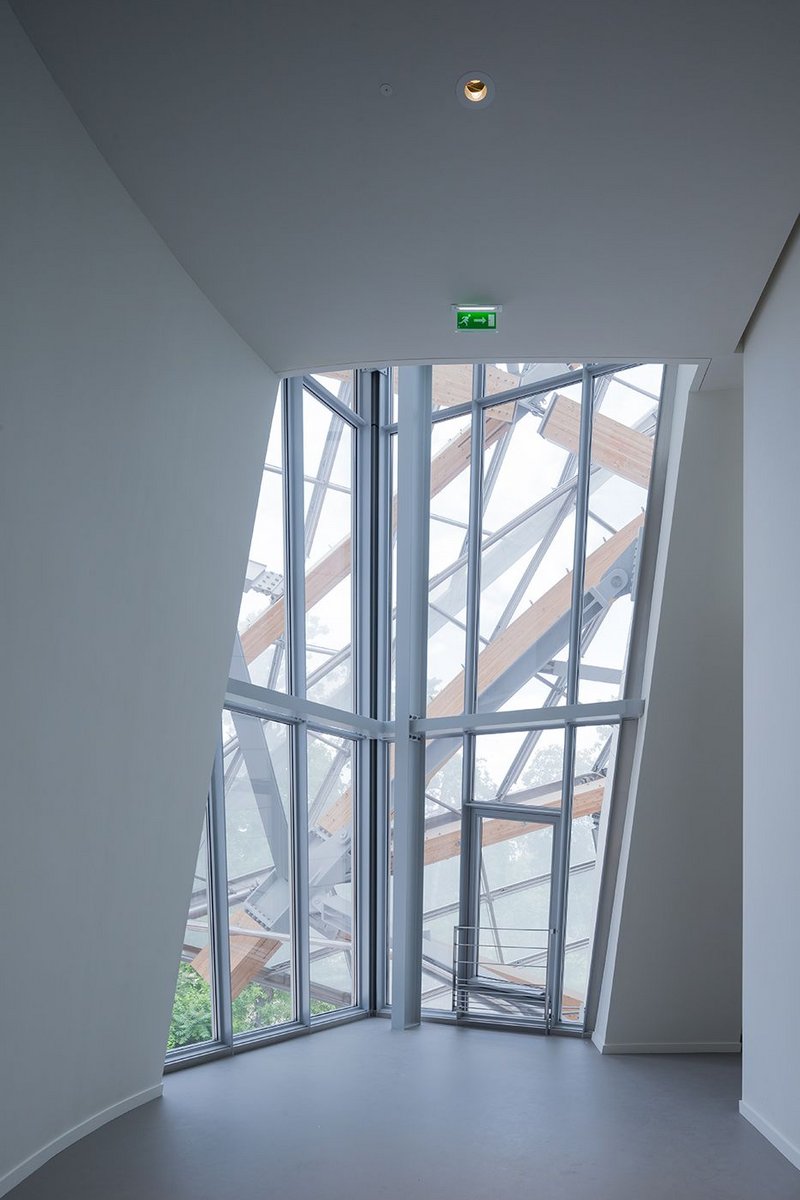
[0, 7, 277, 1192]
[740, 228, 800, 1168]
[593, 373, 743, 1052]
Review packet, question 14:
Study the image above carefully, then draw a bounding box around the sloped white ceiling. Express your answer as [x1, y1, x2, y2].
[12, 0, 800, 374]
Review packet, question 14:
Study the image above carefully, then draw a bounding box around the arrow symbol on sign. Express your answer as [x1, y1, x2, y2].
[474, 316, 486, 325]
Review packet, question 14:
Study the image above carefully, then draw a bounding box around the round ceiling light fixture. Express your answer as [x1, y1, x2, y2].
[464, 78, 487, 102]
[457, 71, 495, 109]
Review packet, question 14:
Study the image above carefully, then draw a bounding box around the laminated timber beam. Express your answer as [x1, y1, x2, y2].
[312, 363, 519, 405]
[240, 403, 514, 665]
[317, 513, 642, 838]
[428, 364, 520, 408]
[241, 387, 650, 667]
[192, 910, 282, 998]
[540, 393, 654, 489]
[430, 512, 644, 722]
[422, 781, 605, 866]
[195, 785, 606, 997]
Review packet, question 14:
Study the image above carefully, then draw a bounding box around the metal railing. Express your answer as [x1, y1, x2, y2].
[452, 926, 555, 1029]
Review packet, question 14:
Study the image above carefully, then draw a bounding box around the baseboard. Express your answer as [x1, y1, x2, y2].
[740, 1100, 800, 1172]
[0, 1082, 163, 1198]
[594, 1038, 742, 1054]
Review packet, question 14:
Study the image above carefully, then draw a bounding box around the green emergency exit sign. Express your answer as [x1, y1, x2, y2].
[455, 309, 497, 331]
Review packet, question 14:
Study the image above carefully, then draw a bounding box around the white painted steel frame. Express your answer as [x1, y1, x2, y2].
[169, 358, 663, 1069]
[284, 377, 312, 1025]
[385, 360, 660, 1035]
[391, 367, 432, 1029]
[167, 373, 375, 1070]
[208, 744, 233, 1046]
[548, 366, 595, 1022]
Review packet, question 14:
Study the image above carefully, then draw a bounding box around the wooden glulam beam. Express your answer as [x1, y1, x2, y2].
[215, 392, 648, 996]
[192, 785, 605, 997]
[540, 393, 654, 489]
[428, 363, 519, 409]
[311, 363, 519, 404]
[421, 781, 605, 866]
[192, 910, 282, 998]
[240, 404, 514, 666]
[318, 514, 642, 839]
[428, 512, 645, 726]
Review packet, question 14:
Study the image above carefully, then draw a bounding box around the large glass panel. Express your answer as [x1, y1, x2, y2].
[168, 813, 215, 1051]
[484, 361, 574, 395]
[421, 742, 464, 1011]
[222, 711, 295, 1036]
[426, 412, 472, 714]
[475, 385, 581, 712]
[562, 724, 616, 1023]
[432, 362, 474, 410]
[308, 731, 355, 1013]
[484, 362, 525, 394]
[303, 392, 354, 710]
[472, 728, 565, 808]
[309, 370, 354, 408]
[234, 401, 287, 691]
[577, 366, 662, 703]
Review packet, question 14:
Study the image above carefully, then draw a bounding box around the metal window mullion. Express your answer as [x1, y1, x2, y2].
[354, 369, 378, 1012]
[373, 371, 392, 1013]
[464, 800, 561, 824]
[224, 678, 387, 738]
[551, 366, 596, 1024]
[457, 395, 486, 976]
[392, 362, 634, 433]
[391, 366, 431, 1029]
[285, 377, 312, 1027]
[412, 697, 641, 737]
[208, 735, 233, 1048]
[302, 374, 365, 428]
[463, 399, 485, 710]
[354, 369, 370, 1012]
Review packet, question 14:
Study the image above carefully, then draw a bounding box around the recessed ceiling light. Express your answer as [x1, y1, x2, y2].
[464, 78, 487, 102]
[456, 72, 495, 109]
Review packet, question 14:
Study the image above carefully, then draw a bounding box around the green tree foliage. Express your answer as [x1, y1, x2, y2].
[168, 962, 335, 1050]
[168, 962, 213, 1050]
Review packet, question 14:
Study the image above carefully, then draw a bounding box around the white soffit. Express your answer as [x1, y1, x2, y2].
[11, 0, 800, 374]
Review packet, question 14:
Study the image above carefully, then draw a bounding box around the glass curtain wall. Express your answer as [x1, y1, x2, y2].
[169, 360, 663, 1059]
[168, 372, 375, 1061]
[387, 362, 663, 1030]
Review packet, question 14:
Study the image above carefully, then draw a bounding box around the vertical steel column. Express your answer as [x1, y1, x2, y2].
[391, 366, 432, 1029]
[457, 373, 486, 982]
[373, 371, 392, 1012]
[355, 369, 381, 1012]
[208, 735, 233, 1048]
[551, 365, 595, 1022]
[284, 376, 312, 1026]
[472, 361, 486, 402]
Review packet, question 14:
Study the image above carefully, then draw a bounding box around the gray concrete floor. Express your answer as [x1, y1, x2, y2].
[9, 1019, 800, 1199]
